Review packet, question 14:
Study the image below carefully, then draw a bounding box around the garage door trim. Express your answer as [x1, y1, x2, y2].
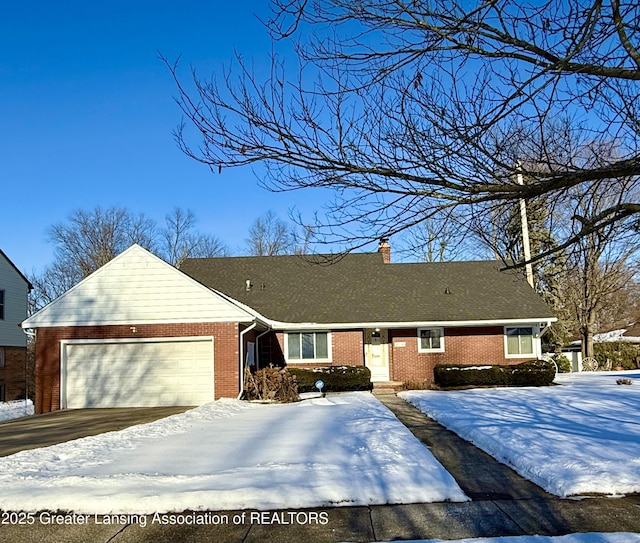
[60, 336, 215, 409]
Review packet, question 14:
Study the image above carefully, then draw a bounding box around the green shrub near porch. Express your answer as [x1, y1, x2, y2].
[288, 366, 372, 393]
[434, 359, 556, 388]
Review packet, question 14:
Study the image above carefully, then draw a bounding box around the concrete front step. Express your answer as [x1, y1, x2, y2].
[372, 381, 405, 393]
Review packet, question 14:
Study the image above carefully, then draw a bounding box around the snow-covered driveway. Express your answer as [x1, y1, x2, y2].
[0, 392, 467, 513]
[400, 370, 640, 497]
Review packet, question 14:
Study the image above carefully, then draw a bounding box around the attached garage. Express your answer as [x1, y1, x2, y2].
[61, 337, 215, 408]
[22, 246, 264, 413]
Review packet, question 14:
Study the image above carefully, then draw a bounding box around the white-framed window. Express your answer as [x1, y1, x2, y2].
[505, 326, 535, 357]
[285, 332, 331, 362]
[418, 327, 445, 353]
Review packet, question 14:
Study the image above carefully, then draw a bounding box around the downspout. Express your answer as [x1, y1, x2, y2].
[238, 322, 257, 399]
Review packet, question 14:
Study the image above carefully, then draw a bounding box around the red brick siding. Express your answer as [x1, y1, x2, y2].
[274, 330, 365, 369]
[0, 346, 27, 401]
[390, 327, 517, 384]
[34, 322, 240, 414]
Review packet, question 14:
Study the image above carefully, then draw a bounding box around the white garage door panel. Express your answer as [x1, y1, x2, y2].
[64, 339, 214, 408]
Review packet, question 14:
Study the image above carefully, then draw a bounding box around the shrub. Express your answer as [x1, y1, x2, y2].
[551, 353, 572, 373]
[594, 342, 640, 370]
[434, 359, 556, 388]
[288, 366, 372, 393]
[243, 367, 299, 402]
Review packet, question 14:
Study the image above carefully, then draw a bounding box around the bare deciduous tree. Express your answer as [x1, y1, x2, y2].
[543, 177, 639, 357]
[48, 206, 157, 277]
[396, 212, 484, 262]
[28, 206, 228, 311]
[246, 210, 296, 256]
[29, 206, 157, 311]
[164, 0, 640, 258]
[162, 207, 229, 266]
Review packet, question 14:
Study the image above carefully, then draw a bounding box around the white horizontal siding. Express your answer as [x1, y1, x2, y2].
[23, 245, 254, 328]
[0, 253, 29, 346]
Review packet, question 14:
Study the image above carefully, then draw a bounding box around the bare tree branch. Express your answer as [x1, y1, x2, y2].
[163, 0, 640, 256]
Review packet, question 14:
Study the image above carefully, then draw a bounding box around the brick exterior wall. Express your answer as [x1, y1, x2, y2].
[33, 323, 531, 412]
[389, 326, 522, 384]
[261, 327, 521, 385]
[0, 346, 27, 401]
[34, 322, 241, 414]
[267, 330, 365, 369]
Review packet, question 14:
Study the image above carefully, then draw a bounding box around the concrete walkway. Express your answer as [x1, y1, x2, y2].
[1, 394, 639, 542]
[375, 393, 553, 501]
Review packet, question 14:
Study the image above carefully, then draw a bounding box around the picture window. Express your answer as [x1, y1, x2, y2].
[505, 327, 534, 356]
[418, 328, 445, 353]
[286, 332, 331, 362]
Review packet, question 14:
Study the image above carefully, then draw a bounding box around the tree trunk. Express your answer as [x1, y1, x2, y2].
[581, 309, 597, 359]
[581, 328, 594, 359]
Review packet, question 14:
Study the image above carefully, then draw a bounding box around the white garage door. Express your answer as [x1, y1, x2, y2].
[62, 338, 214, 408]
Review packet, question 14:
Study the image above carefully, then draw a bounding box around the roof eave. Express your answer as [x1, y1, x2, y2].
[264, 317, 557, 331]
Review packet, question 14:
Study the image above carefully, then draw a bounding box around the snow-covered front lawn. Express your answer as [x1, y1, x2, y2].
[0, 399, 33, 422]
[0, 392, 467, 513]
[400, 370, 640, 497]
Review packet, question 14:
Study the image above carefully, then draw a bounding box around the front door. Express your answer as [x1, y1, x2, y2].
[364, 329, 390, 382]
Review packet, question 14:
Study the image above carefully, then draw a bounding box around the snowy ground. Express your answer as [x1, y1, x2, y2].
[0, 399, 33, 422]
[400, 370, 640, 497]
[0, 392, 467, 513]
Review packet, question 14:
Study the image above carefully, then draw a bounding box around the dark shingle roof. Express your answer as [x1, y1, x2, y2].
[179, 253, 554, 325]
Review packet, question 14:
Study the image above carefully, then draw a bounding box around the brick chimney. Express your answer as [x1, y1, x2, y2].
[378, 238, 391, 264]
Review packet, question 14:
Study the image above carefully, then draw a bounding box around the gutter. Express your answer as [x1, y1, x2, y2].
[264, 317, 558, 331]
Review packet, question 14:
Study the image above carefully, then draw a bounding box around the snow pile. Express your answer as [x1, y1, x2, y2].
[0, 399, 34, 421]
[400, 370, 640, 497]
[0, 392, 467, 513]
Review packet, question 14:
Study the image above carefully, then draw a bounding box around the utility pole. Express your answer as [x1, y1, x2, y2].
[517, 168, 535, 288]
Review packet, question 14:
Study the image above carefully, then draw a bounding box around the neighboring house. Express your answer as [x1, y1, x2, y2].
[23, 243, 555, 413]
[592, 324, 640, 344]
[563, 324, 640, 371]
[0, 249, 32, 402]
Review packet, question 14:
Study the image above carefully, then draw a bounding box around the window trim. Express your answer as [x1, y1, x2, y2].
[417, 327, 445, 353]
[504, 326, 536, 358]
[284, 331, 332, 363]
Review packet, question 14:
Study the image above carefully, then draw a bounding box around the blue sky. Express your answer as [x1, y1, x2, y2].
[1, 1, 327, 274]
